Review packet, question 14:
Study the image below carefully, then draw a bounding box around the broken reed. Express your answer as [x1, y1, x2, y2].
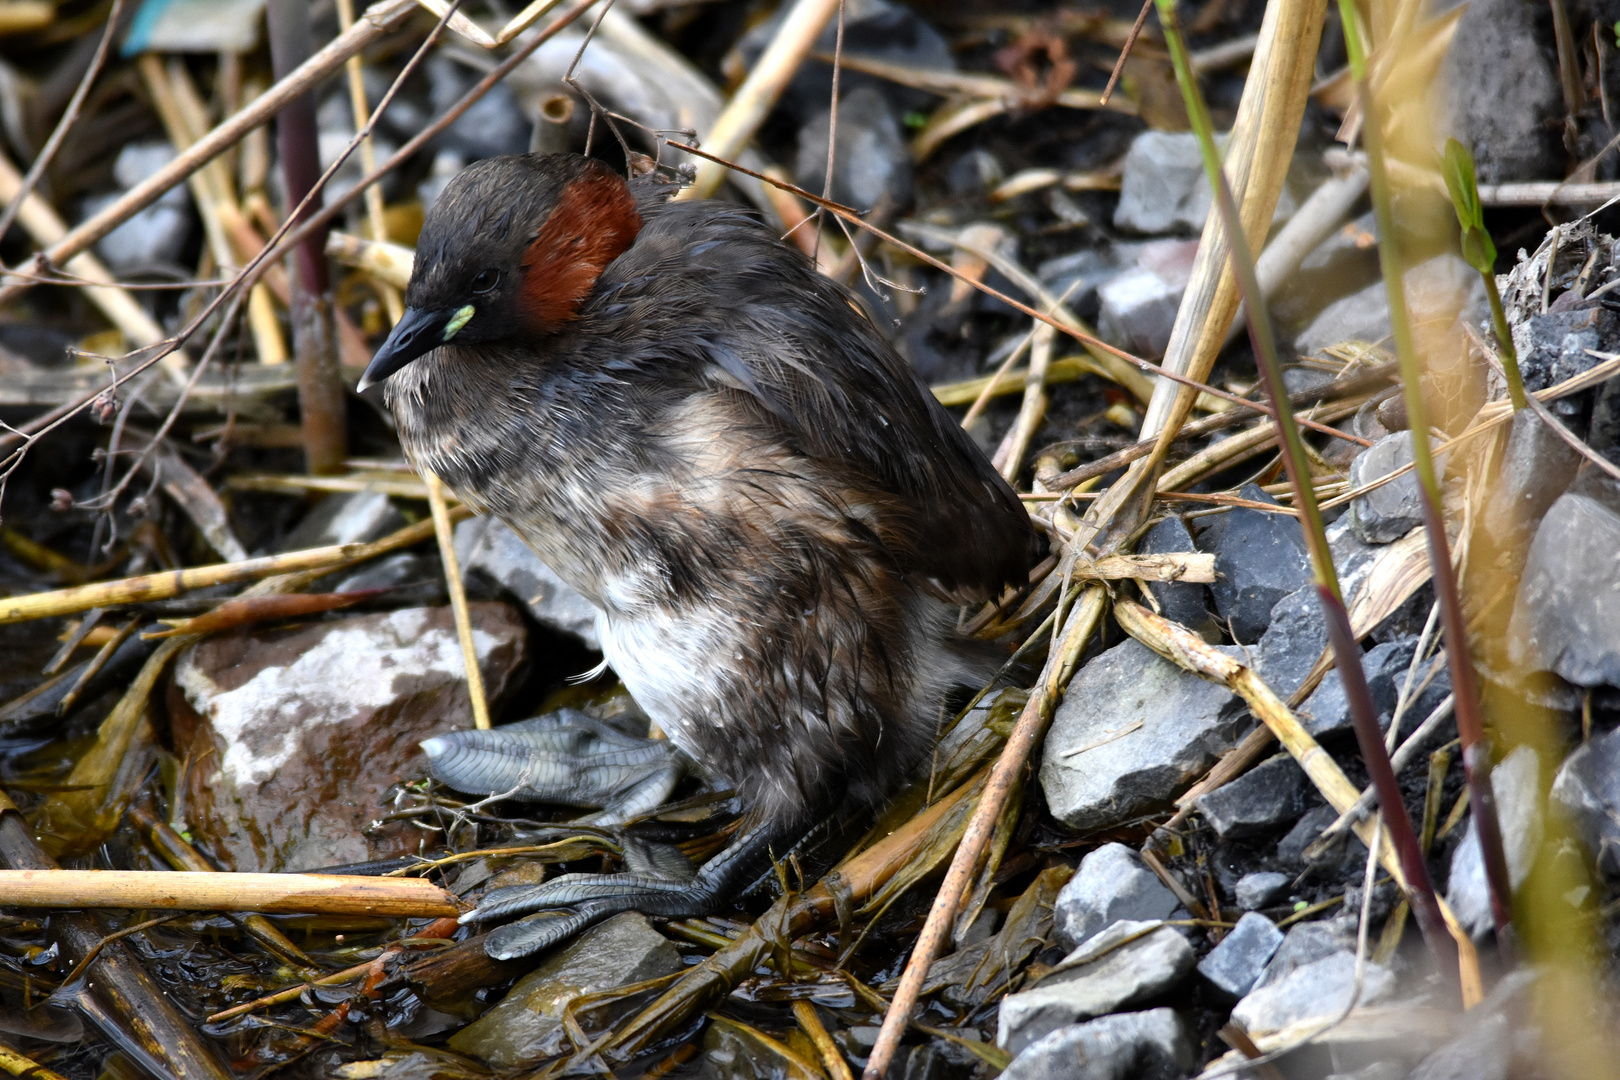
[1154, 0, 1457, 976]
[1335, 0, 1516, 943]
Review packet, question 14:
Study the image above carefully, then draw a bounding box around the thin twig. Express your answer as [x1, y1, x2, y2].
[1101, 0, 1154, 105]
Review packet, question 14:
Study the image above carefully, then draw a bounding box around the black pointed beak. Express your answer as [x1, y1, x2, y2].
[357, 306, 457, 392]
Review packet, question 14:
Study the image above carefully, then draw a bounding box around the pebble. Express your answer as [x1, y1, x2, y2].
[86, 142, 194, 273]
[456, 515, 601, 650]
[1194, 483, 1312, 643]
[1235, 870, 1292, 911]
[1114, 131, 1239, 235]
[1039, 638, 1244, 831]
[1053, 843, 1180, 950]
[1197, 912, 1284, 999]
[1480, 410, 1582, 554]
[1097, 240, 1199, 358]
[1137, 515, 1213, 632]
[1195, 754, 1310, 841]
[1000, 1009, 1193, 1080]
[1252, 585, 1327, 700]
[1347, 432, 1440, 544]
[1440, 0, 1562, 182]
[282, 490, 405, 552]
[448, 913, 681, 1067]
[1230, 950, 1396, 1035]
[996, 921, 1195, 1055]
[1446, 744, 1543, 937]
[1295, 254, 1485, 360]
[1552, 724, 1620, 877]
[796, 86, 913, 212]
[171, 604, 528, 871]
[1298, 637, 1435, 739]
[1506, 480, 1620, 687]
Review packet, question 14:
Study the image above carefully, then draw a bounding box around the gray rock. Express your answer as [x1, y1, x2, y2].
[1113, 132, 1291, 235]
[1235, 871, 1292, 910]
[996, 921, 1195, 1054]
[1037, 244, 1136, 318]
[1446, 744, 1542, 937]
[1298, 638, 1419, 738]
[1000, 1009, 1193, 1080]
[283, 490, 406, 552]
[1406, 1010, 1511, 1080]
[448, 913, 681, 1067]
[796, 85, 913, 213]
[332, 552, 433, 595]
[1295, 277, 1391, 358]
[1053, 842, 1180, 950]
[1195, 483, 1312, 643]
[1253, 585, 1327, 700]
[455, 515, 600, 649]
[1552, 724, 1620, 877]
[946, 148, 1003, 196]
[1348, 432, 1447, 544]
[1195, 754, 1309, 840]
[1327, 513, 1386, 604]
[1295, 254, 1485, 359]
[1278, 804, 1347, 869]
[173, 605, 529, 872]
[87, 142, 194, 272]
[1137, 515, 1211, 631]
[1040, 638, 1243, 831]
[1439, 0, 1561, 183]
[1514, 305, 1620, 418]
[1097, 240, 1199, 358]
[1481, 410, 1583, 553]
[1230, 950, 1396, 1035]
[429, 53, 530, 160]
[1507, 490, 1620, 687]
[1198, 912, 1284, 999]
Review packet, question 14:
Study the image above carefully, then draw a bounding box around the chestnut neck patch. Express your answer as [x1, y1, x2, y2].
[519, 166, 643, 330]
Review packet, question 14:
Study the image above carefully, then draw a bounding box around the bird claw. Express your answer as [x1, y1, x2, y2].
[420, 710, 685, 823]
[467, 873, 711, 959]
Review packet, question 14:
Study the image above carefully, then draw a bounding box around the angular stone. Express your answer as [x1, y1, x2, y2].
[1298, 638, 1419, 738]
[284, 490, 406, 551]
[450, 914, 679, 1068]
[1348, 433, 1440, 544]
[796, 85, 912, 213]
[1040, 638, 1243, 831]
[1446, 744, 1542, 937]
[1235, 871, 1292, 911]
[1516, 305, 1620, 417]
[1195, 754, 1308, 841]
[1195, 483, 1312, 643]
[1407, 1011, 1511, 1080]
[456, 514, 600, 649]
[1296, 255, 1485, 359]
[996, 921, 1195, 1054]
[1198, 912, 1284, 999]
[1097, 240, 1199, 358]
[1053, 843, 1179, 950]
[1231, 950, 1396, 1035]
[1552, 724, 1620, 877]
[1439, 0, 1561, 183]
[1000, 1009, 1193, 1080]
[1137, 515, 1212, 631]
[87, 142, 194, 274]
[1253, 585, 1327, 701]
[171, 604, 528, 871]
[1278, 804, 1347, 870]
[1481, 410, 1582, 553]
[1112, 132, 1289, 236]
[1506, 490, 1620, 687]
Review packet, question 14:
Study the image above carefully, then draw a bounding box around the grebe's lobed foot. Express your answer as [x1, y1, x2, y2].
[419, 710, 685, 825]
[463, 820, 800, 959]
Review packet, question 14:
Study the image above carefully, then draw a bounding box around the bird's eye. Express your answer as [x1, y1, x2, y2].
[471, 269, 501, 293]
